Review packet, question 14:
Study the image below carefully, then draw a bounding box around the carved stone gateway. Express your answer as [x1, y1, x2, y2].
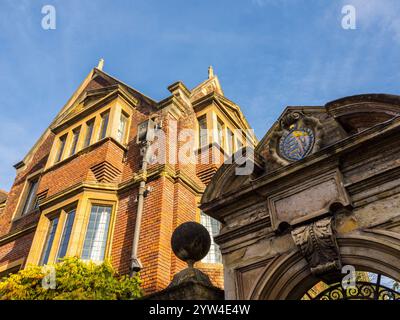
[201, 94, 400, 300]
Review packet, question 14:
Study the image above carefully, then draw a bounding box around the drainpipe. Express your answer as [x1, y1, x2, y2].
[130, 141, 150, 275]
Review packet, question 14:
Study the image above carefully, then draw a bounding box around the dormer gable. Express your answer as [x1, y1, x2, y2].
[190, 66, 224, 102]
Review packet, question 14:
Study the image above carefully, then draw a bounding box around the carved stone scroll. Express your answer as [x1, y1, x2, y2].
[291, 217, 341, 277]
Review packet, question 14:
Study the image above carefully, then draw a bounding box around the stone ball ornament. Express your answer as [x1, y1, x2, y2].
[171, 221, 211, 267]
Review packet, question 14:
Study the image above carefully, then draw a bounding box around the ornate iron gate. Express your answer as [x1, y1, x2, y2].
[303, 273, 400, 300]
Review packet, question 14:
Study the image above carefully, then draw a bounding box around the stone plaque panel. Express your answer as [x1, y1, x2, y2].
[268, 169, 351, 230]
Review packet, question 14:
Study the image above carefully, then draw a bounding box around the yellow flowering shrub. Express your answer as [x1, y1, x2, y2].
[0, 257, 142, 300]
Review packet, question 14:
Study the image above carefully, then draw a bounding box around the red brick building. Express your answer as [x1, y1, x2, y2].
[0, 63, 256, 293]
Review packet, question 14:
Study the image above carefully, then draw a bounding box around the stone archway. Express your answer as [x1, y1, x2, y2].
[200, 94, 400, 300]
[249, 231, 400, 300]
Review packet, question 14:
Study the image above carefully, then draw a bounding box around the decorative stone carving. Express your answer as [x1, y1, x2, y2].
[269, 111, 323, 166]
[291, 217, 341, 277]
[225, 203, 269, 230]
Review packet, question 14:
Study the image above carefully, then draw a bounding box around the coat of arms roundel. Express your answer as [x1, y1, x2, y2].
[278, 124, 315, 161]
[268, 111, 323, 166]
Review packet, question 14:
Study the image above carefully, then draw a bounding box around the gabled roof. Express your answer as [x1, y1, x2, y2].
[53, 68, 156, 128]
[15, 66, 157, 170]
[14, 64, 256, 171]
[191, 75, 224, 102]
[190, 68, 257, 144]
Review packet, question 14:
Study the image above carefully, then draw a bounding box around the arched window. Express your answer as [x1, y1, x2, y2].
[200, 212, 222, 263]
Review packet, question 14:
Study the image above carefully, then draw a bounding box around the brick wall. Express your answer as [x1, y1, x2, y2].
[0, 75, 227, 293]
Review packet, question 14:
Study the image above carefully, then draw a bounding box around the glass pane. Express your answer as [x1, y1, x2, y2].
[55, 135, 67, 163]
[40, 217, 59, 265]
[217, 120, 223, 147]
[117, 113, 128, 143]
[237, 138, 243, 150]
[82, 205, 111, 262]
[198, 116, 207, 148]
[21, 179, 38, 216]
[99, 112, 110, 140]
[84, 120, 94, 148]
[200, 212, 222, 264]
[227, 128, 234, 154]
[56, 209, 76, 261]
[69, 128, 80, 156]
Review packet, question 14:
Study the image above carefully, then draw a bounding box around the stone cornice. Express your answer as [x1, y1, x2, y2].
[215, 216, 271, 250]
[167, 81, 191, 98]
[156, 95, 188, 120]
[0, 224, 37, 246]
[118, 164, 204, 195]
[39, 182, 119, 210]
[40, 163, 204, 209]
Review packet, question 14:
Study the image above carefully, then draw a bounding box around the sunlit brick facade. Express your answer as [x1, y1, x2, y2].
[0, 64, 256, 293]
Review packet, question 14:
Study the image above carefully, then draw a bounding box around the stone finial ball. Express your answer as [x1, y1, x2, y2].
[171, 222, 211, 264]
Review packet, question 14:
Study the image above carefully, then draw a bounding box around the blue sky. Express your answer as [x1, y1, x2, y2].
[1, 0, 400, 190]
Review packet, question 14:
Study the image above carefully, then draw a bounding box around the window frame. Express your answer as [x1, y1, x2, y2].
[20, 177, 40, 217]
[69, 126, 81, 157]
[37, 203, 78, 265]
[55, 133, 68, 163]
[216, 117, 224, 148]
[46, 102, 134, 171]
[80, 200, 115, 263]
[198, 115, 208, 148]
[236, 136, 243, 150]
[55, 207, 76, 262]
[83, 118, 95, 148]
[39, 215, 60, 265]
[116, 111, 129, 144]
[14, 171, 42, 220]
[98, 110, 110, 141]
[200, 211, 222, 264]
[226, 127, 234, 155]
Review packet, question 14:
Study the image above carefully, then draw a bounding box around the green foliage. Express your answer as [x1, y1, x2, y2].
[0, 257, 143, 300]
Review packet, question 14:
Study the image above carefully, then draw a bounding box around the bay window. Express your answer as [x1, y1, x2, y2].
[48, 104, 132, 169]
